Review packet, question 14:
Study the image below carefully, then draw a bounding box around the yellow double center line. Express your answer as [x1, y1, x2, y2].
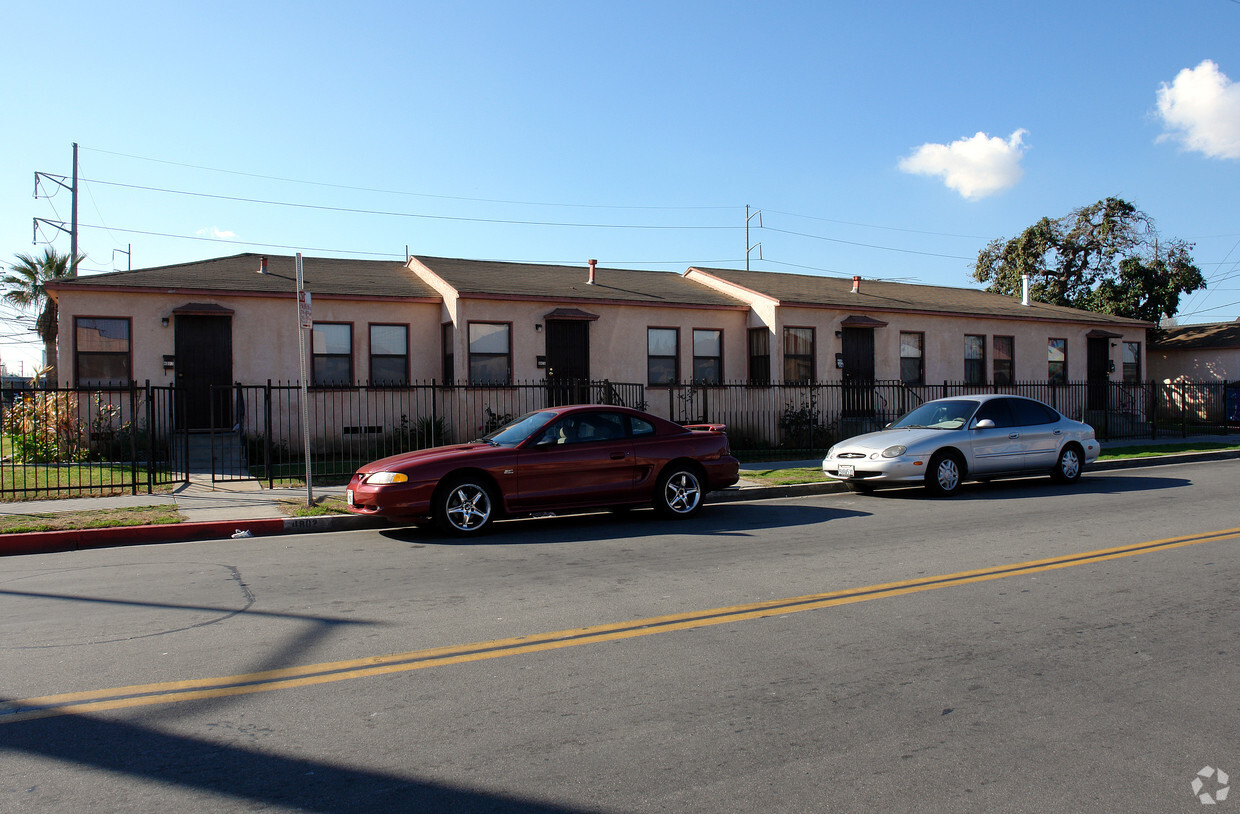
[4, 527, 1237, 724]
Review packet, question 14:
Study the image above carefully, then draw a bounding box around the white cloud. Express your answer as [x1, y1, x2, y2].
[1156, 59, 1240, 159]
[898, 129, 1028, 200]
[196, 226, 238, 239]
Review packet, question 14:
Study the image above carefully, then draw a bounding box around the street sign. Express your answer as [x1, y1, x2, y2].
[298, 290, 312, 329]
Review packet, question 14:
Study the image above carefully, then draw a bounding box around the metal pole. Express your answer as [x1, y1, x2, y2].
[70, 143, 79, 269]
[296, 254, 314, 505]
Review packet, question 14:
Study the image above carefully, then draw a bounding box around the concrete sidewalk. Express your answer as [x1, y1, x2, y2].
[2, 439, 1237, 556]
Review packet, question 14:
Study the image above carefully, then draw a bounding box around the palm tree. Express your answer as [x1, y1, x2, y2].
[2, 248, 81, 384]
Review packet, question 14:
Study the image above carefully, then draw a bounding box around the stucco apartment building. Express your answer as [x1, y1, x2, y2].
[1149, 320, 1240, 383]
[47, 253, 1149, 430]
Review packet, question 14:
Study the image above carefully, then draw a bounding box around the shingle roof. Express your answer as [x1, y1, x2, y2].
[412, 256, 745, 308]
[1151, 320, 1240, 350]
[689, 267, 1150, 327]
[46, 253, 440, 300]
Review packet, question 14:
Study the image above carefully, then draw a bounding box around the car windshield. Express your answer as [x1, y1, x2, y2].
[891, 399, 980, 430]
[479, 411, 556, 446]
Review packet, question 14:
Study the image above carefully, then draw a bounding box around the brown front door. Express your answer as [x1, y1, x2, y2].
[174, 315, 233, 429]
[842, 327, 875, 416]
[1087, 336, 1110, 410]
[545, 320, 590, 405]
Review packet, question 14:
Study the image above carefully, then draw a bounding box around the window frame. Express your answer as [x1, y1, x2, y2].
[467, 321, 512, 385]
[899, 331, 924, 385]
[440, 323, 455, 385]
[993, 335, 1014, 385]
[782, 326, 815, 384]
[368, 323, 409, 386]
[74, 316, 132, 387]
[1123, 341, 1142, 383]
[1048, 338, 1068, 384]
[692, 328, 723, 385]
[747, 328, 771, 385]
[647, 327, 680, 387]
[964, 334, 986, 385]
[311, 322, 354, 386]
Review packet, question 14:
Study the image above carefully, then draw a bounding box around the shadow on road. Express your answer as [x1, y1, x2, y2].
[859, 471, 1193, 501]
[380, 500, 870, 546]
[0, 710, 594, 813]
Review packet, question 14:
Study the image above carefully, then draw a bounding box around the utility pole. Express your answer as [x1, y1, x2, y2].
[745, 205, 762, 271]
[296, 253, 314, 507]
[70, 142, 79, 271]
[32, 143, 81, 271]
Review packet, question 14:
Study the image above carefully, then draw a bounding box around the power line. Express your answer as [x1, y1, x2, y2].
[762, 226, 975, 261]
[763, 209, 989, 241]
[75, 223, 405, 258]
[82, 177, 738, 231]
[80, 145, 735, 212]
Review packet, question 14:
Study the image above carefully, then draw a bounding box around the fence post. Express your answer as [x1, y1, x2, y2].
[145, 381, 155, 494]
[129, 381, 139, 495]
[265, 380, 274, 490]
[1225, 380, 1232, 437]
[1180, 380, 1187, 438]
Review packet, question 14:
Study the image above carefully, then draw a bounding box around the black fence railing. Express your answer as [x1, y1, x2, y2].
[658, 379, 1239, 457]
[214, 379, 647, 486]
[0, 382, 185, 500]
[3, 378, 1236, 498]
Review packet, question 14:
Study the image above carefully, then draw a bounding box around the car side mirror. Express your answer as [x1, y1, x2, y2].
[973, 418, 996, 430]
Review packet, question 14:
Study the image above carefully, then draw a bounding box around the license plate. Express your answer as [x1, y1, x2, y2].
[346, 489, 354, 506]
[838, 464, 855, 478]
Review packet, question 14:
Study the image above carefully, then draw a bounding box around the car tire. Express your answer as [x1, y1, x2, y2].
[925, 451, 964, 497]
[654, 465, 704, 518]
[1051, 445, 1083, 484]
[435, 477, 497, 535]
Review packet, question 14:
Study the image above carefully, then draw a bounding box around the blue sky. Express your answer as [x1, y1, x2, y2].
[2, 0, 1238, 375]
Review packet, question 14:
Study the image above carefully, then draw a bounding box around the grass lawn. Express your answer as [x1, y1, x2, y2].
[279, 495, 350, 517]
[0, 505, 184, 534]
[0, 462, 178, 501]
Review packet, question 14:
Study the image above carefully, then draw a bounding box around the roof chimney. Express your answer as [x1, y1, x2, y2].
[587, 258, 597, 285]
[851, 275, 861, 294]
[1021, 274, 1030, 306]
[258, 256, 268, 275]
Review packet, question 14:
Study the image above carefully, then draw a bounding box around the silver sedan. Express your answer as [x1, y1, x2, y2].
[822, 394, 1100, 496]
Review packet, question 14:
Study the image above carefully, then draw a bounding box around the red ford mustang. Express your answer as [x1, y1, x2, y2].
[345, 404, 740, 535]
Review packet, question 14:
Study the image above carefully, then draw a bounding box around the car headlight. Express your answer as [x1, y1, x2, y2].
[825, 445, 836, 459]
[365, 471, 408, 485]
[880, 444, 907, 458]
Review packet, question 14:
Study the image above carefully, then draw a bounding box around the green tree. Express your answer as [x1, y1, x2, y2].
[2, 248, 82, 382]
[972, 197, 1205, 323]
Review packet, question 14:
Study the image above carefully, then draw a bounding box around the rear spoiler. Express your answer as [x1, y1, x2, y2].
[683, 422, 727, 434]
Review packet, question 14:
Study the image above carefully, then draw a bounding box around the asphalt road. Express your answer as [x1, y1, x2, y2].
[2, 459, 1239, 813]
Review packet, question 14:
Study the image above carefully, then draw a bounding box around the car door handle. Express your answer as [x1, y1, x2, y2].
[610, 452, 629, 460]
[1008, 433, 1021, 439]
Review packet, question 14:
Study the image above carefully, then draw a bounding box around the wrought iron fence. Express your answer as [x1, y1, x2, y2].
[215, 379, 646, 486]
[0, 381, 185, 500]
[3, 377, 1235, 498]
[656, 379, 1239, 457]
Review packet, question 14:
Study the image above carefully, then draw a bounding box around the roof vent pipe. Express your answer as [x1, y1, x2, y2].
[1021, 274, 1030, 306]
[258, 256, 268, 275]
[587, 258, 597, 285]
[851, 275, 861, 294]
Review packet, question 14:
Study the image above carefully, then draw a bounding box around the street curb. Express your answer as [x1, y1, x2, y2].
[0, 514, 387, 557]
[2, 448, 1236, 556]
